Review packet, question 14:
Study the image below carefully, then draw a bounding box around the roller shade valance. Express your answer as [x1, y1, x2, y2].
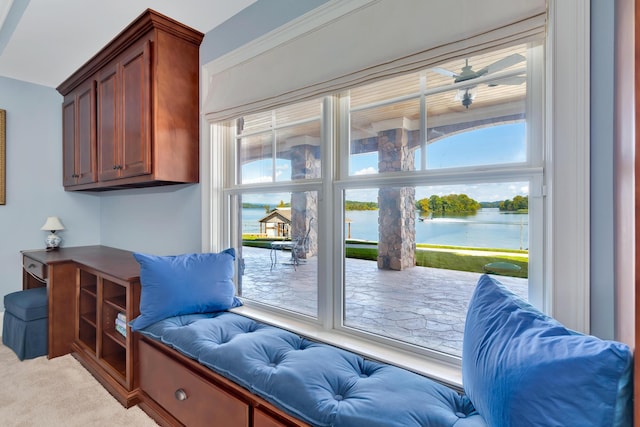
[203, 0, 546, 122]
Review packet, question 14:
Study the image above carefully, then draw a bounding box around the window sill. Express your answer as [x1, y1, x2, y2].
[230, 305, 464, 391]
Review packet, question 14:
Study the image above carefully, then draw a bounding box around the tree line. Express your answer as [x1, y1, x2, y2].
[499, 195, 528, 212]
[345, 200, 378, 210]
[247, 194, 527, 214]
[416, 194, 481, 215]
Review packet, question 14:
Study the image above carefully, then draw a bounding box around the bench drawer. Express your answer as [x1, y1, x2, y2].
[254, 408, 290, 427]
[139, 340, 249, 427]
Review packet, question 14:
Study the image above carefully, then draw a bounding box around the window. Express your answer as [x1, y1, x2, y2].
[215, 41, 543, 362]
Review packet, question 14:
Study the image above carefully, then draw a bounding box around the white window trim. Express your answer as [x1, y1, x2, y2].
[201, 1, 590, 386]
[544, 0, 590, 333]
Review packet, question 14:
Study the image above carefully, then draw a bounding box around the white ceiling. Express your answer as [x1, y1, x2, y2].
[0, 0, 257, 88]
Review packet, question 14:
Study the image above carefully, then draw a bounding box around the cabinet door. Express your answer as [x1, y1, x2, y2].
[62, 81, 97, 187]
[75, 81, 97, 185]
[97, 63, 120, 181]
[119, 40, 151, 178]
[62, 96, 77, 186]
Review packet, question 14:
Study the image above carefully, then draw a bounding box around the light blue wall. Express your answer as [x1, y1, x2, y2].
[98, 184, 202, 255]
[201, 0, 329, 63]
[0, 77, 100, 308]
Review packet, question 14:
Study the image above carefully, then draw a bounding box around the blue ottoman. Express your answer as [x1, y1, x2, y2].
[2, 287, 48, 360]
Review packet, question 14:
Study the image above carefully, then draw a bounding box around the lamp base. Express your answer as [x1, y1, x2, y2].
[45, 233, 62, 250]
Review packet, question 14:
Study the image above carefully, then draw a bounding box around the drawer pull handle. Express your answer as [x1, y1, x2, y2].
[28, 264, 36, 269]
[174, 388, 188, 401]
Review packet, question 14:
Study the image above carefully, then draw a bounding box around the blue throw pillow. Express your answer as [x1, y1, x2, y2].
[129, 248, 242, 331]
[463, 274, 632, 427]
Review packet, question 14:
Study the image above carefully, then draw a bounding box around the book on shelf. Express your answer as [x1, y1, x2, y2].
[115, 313, 127, 337]
[115, 323, 127, 338]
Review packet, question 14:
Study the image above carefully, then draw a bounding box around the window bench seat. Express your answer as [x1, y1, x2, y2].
[137, 311, 480, 427]
[135, 275, 632, 427]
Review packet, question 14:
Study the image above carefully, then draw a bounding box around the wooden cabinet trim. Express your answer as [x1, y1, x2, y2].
[56, 8, 202, 191]
[57, 9, 203, 96]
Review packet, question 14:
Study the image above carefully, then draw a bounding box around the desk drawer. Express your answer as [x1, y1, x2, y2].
[140, 340, 249, 427]
[23, 256, 47, 281]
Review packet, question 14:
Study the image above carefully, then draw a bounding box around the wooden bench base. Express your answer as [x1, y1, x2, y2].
[137, 337, 309, 427]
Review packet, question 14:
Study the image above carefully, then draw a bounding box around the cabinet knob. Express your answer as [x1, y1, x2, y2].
[174, 388, 188, 401]
[113, 165, 118, 170]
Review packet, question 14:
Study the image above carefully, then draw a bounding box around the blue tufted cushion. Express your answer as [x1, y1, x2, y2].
[463, 274, 633, 427]
[4, 287, 48, 321]
[139, 312, 487, 427]
[129, 249, 242, 331]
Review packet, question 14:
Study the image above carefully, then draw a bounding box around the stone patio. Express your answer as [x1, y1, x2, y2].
[239, 246, 527, 357]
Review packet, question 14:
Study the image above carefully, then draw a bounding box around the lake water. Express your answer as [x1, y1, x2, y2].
[243, 207, 528, 250]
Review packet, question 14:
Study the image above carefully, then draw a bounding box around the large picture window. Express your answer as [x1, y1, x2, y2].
[217, 41, 543, 362]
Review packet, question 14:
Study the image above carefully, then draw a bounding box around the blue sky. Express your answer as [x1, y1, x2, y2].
[243, 123, 528, 204]
[351, 123, 525, 172]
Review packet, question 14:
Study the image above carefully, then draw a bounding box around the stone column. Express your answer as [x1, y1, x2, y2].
[290, 141, 319, 259]
[377, 127, 416, 270]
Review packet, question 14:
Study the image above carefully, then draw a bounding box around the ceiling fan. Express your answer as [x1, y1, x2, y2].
[431, 53, 526, 109]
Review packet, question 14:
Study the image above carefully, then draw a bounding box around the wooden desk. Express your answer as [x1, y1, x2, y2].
[20, 245, 140, 360]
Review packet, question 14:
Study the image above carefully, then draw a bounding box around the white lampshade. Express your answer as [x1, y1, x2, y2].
[41, 216, 65, 231]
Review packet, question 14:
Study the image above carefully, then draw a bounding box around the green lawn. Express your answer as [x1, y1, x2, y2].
[242, 237, 528, 278]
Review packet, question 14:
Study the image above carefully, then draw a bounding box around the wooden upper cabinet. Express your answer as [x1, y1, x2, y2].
[57, 9, 203, 191]
[97, 40, 151, 182]
[62, 79, 97, 187]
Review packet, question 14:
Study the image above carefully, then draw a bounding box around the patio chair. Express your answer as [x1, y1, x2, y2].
[287, 218, 314, 270]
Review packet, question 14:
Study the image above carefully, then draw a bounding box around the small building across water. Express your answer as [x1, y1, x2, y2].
[258, 208, 291, 238]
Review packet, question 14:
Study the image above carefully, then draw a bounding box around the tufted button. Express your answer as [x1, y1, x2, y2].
[268, 362, 277, 367]
[359, 374, 368, 378]
[334, 394, 343, 401]
[455, 412, 467, 418]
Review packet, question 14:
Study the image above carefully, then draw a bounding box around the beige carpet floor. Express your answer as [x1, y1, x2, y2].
[0, 343, 158, 426]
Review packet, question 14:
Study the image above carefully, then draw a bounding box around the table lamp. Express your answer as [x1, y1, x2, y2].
[41, 216, 65, 250]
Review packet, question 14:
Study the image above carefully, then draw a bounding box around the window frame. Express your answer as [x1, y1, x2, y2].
[200, 2, 590, 386]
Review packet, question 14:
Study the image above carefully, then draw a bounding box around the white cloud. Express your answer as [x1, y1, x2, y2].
[353, 167, 378, 176]
[241, 175, 273, 184]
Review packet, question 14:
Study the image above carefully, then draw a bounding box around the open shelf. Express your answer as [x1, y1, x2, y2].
[79, 313, 97, 328]
[81, 285, 97, 297]
[104, 327, 127, 348]
[105, 294, 126, 310]
[78, 317, 97, 353]
[102, 331, 127, 379]
[78, 269, 98, 353]
[79, 269, 97, 291]
[73, 260, 140, 406]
